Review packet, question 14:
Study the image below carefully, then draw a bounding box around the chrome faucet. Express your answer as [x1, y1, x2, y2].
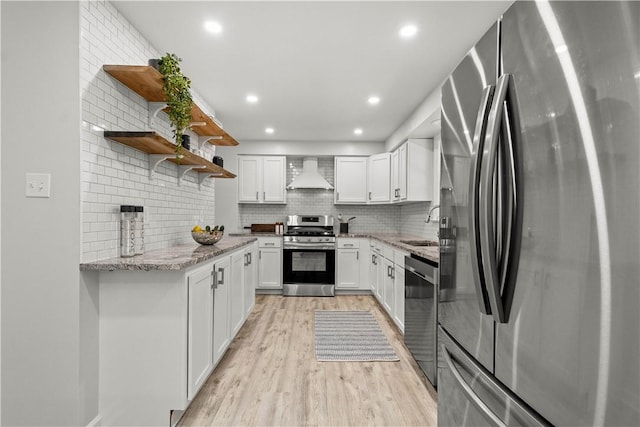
[425, 205, 440, 223]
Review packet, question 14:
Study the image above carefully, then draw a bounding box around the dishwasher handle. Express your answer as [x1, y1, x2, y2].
[405, 264, 436, 283]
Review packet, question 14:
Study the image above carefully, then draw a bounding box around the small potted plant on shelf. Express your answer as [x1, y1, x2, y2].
[158, 53, 193, 158]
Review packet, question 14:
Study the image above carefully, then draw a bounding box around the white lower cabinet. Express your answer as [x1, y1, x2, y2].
[382, 256, 395, 313]
[187, 262, 215, 401]
[244, 243, 257, 316]
[229, 251, 245, 340]
[393, 264, 406, 332]
[336, 238, 370, 290]
[98, 243, 256, 426]
[368, 240, 408, 333]
[212, 255, 230, 366]
[257, 237, 282, 290]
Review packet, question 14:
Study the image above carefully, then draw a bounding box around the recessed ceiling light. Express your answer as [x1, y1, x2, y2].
[204, 21, 223, 34]
[246, 94, 259, 104]
[354, 128, 363, 135]
[265, 127, 275, 134]
[368, 96, 380, 105]
[399, 24, 417, 39]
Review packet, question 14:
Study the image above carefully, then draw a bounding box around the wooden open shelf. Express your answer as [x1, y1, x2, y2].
[103, 65, 239, 146]
[104, 131, 236, 179]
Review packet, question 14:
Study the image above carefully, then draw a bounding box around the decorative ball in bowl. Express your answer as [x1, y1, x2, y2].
[191, 230, 223, 245]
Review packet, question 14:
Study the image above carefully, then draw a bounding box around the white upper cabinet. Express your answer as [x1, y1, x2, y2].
[237, 156, 286, 204]
[334, 157, 368, 204]
[368, 153, 391, 203]
[390, 138, 434, 204]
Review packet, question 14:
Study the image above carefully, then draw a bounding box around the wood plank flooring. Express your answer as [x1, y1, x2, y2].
[179, 295, 437, 426]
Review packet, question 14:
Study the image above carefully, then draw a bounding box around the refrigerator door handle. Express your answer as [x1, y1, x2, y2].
[468, 85, 495, 315]
[441, 344, 507, 427]
[480, 74, 508, 323]
[480, 73, 523, 323]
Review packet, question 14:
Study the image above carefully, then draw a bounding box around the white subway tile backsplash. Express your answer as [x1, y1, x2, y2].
[80, 1, 217, 262]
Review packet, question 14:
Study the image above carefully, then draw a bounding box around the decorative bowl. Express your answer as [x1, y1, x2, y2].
[191, 231, 223, 245]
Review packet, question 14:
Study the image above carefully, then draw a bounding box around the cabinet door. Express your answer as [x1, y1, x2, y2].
[370, 251, 378, 295]
[368, 153, 390, 203]
[394, 265, 405, 333]
[391, 149, 400, 201]
[238, 156, 261, 203]
[334, 157, 368, 204]
[398, 143, 408, 200]
[258, 248, 282, 289]
[213, 257, 231, 364]
[375, 254, 384, 302]
[336, 249, 359, 289]
[244, 245, 257, 316]
[229, 251, 245, 338]
[187, 263, 214, 401]
[382, 257, 395, 315]
[262, 156, 286, 203]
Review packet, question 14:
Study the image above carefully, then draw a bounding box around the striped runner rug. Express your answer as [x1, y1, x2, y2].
[314, 310, 400, 362]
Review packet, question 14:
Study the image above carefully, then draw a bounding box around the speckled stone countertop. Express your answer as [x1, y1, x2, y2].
[338, 233, 439, 265]
[80, 236, 257, 271]
[223, 231, 439, 265]
[229, 232, 281, 237]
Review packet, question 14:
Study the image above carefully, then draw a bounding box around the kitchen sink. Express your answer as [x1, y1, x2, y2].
[399, 240, 438, 247]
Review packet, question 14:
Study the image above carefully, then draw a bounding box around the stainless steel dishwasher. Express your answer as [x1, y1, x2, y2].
[404, 254, 438, 387]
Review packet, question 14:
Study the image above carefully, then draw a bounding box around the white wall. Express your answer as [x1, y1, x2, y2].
[1, 2, 82, 425]
[215, 140, 385, 233]
[385, 86, 442, 152]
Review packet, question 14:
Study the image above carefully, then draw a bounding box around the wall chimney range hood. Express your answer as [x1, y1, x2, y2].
[286, 157, 334, 190]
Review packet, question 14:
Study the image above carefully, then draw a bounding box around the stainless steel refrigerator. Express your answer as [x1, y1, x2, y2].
[438, 2, 639, 426]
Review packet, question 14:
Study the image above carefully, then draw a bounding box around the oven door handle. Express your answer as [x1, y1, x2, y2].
[284, 243, 336, 250]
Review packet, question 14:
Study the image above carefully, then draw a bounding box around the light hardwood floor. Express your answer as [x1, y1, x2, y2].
[179, 295, 437, 427]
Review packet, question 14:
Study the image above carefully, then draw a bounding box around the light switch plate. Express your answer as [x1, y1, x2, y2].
[26, 173, 51, 198]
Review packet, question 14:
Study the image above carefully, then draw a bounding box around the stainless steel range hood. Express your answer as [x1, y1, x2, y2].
[286, 157, 334, 190]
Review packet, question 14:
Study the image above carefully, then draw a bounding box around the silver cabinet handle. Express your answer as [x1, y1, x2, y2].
[369, 191, 372, 200]
[390, 266, 395, 279]
[387, 265, 392, 277]
[248, 252, 252, 265]
[263, 191, 266, 200]
[343, 243, 354, 247]
[440, 344, 507, 427]
[217, 267, 225, 285]
[356, 251, 359, 261]
[264, 242, 275, 246]
[210, 270, 217, 289]
[256, 191, 259, 201]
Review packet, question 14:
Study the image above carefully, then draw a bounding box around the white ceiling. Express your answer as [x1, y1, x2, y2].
[113, 1, 511, 143]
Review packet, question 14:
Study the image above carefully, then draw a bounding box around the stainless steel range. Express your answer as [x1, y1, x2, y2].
[283, 215, 336, 296]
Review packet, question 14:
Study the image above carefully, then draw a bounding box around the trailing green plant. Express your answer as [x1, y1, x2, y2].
[158, 53, 193, 157]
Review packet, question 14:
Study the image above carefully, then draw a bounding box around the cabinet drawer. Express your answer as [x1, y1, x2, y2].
[382, 244, 394, 261]
[258, 237, 282, 248]
[338, 238, 360, 249]
[394, 249, 409, 266]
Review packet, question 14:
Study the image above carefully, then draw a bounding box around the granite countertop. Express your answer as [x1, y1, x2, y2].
[80, 236, 257, 271]
[337, 233, 439, 265]
[229, 232, 281, 237]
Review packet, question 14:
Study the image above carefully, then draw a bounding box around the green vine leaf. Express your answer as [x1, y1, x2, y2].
[158, 53, 193, 157]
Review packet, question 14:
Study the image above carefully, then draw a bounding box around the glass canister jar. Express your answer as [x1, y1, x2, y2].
[120, 205, 136, 257]
[134, 206, 144, 255]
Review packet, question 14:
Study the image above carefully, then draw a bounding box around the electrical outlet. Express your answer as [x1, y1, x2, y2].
[26, 173, 51, 198]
